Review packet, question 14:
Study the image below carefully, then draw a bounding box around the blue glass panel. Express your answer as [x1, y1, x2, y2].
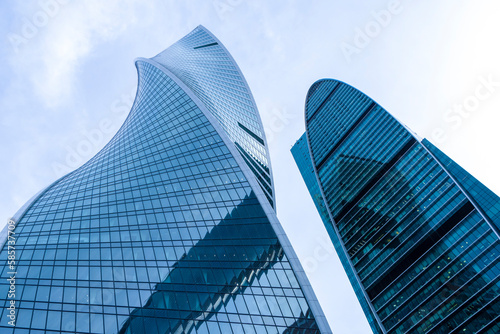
[295, 78, 500, 334]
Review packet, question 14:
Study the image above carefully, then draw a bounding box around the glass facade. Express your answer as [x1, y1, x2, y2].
[152, 26, 275, 208]
[291, 135, 381, 333]
[293, 79, 500, 334]
[0, 26, 330, 334]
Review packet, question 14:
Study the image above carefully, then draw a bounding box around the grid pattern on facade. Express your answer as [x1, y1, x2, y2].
[0, 61, 320, 334]
[152, 26, 274, 208]
[291, 134, 381, 334]
[423, 139, 500, 230]
[300, 79, 500, 334]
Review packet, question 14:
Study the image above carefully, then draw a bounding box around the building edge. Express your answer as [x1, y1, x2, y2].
[303, 77, 500, 334]
[0, 173, 73, 250]
[137, 57, 332, 334]
[1, 58, 144, 251]
[419, 139, 500, 239]
[303, 79, 386, 334]
[195, 25, 278, 212]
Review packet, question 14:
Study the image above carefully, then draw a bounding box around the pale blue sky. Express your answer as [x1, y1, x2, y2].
[2, 1, 500, 333]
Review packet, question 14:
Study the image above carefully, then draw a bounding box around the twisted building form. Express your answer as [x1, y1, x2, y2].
[0, 26, 330, 334]
[292, 79, 500, 334]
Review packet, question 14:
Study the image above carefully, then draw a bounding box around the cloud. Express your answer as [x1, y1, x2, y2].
[8, 0, 142, 108]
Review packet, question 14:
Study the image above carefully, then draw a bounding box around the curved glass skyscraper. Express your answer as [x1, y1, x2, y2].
[292, 79, 500, 334]
[0, 26, 330, 334]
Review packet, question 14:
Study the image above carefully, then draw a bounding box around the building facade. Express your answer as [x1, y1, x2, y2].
[0, 26, 330, 334]
[292, 79, 500, 334]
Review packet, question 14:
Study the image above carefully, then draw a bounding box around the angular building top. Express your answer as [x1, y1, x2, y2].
[0, 27, 330, 334]
[151, 26, 275, 209]
[294, 78, 500, 334]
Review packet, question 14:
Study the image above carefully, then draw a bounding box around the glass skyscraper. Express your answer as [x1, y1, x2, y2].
[0, 26, 330, 334]
[292, 79, 500, 334]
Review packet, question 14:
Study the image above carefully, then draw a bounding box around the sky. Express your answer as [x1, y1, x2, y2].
[2, 1, 500, 333]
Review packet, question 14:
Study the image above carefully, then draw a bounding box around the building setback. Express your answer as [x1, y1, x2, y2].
[292, 78, 500, 334]
[0, 26, 331, 334]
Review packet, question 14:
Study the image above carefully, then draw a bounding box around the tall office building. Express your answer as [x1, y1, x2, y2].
[292, 79, 500, 334]
[0, 26, 330, 334]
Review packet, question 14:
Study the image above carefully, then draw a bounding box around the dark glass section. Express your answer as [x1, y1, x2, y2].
[296, 78, 500, 334]
[306, 81, 340, 122]
[334, 137, 416, 222]
[316, 102, 377, 170]
[367, 201, 474, 299]
[238, 122, 265, 146]
[119, 194, 317, 334]
[193, 42, 218, 49]
[306, 80, 375, 167]
[314, 103, 414, 221]
[385, 249, 500, 333]
[423, 139, 500, 231]
[235, 143, 273, 208]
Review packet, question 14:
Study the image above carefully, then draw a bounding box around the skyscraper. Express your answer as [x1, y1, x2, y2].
[0, 26, 330, 334]
[292, 79, 500, 334]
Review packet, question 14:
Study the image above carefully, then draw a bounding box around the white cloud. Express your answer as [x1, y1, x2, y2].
[9, 0, 142, 108]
